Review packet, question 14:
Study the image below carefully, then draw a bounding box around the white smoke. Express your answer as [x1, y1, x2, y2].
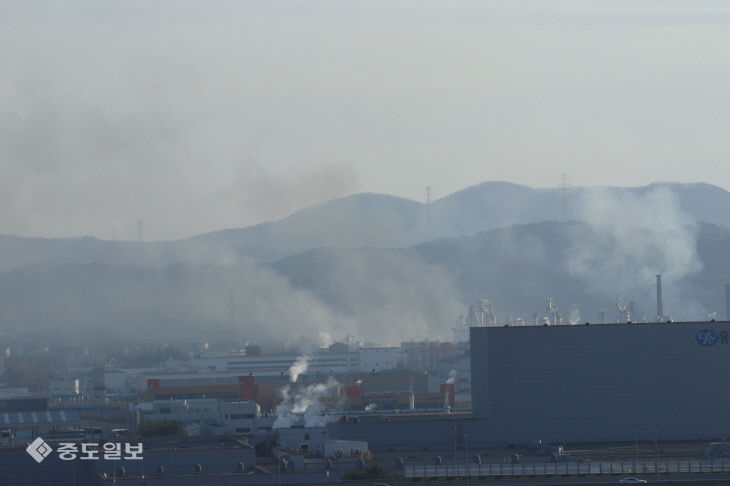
[288, 356, 309, 383]
[273, 378, 340, 429]
[569, 185, 703, 318]
[318, 331, 334, 347]
[446, 369, 457, 384]
[568, 308, 581, 325]
[364, 403, 377, 412]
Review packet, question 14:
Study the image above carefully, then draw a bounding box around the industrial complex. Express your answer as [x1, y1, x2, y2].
[2, 282, 730, 485]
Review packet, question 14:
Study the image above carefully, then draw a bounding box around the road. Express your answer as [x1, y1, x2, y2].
[281, 474, 730, 486]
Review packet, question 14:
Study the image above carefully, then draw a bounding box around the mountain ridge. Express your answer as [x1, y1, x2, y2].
[3, 219, 727, 345]
[0, 181, 728, 271]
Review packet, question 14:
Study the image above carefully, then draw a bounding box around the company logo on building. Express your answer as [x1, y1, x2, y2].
[26, 437, 53, 463]
[26, 438, 143, 463]
[697, 329, 718, 346]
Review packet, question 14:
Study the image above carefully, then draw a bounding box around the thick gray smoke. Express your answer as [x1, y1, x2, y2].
[276, 248, 464, 345]
[568, 185, 704, 319]
[0, 226, 465, 347]
[0, 51, 359, 241]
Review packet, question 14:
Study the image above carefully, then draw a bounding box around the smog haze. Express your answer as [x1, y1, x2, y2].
[2, 1, 730, 240]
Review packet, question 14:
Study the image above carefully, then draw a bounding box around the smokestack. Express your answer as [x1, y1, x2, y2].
[726, 284, 730, 321]
[656, 274, 663, 322]
[409, 392, 415, 411]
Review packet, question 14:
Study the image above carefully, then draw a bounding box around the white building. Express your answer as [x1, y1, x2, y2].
[104, 368, 158, 394]
[278, 426, 328, 452]
[48, 379, 80, 399]
[134, 399, 274, 435]
[358, 347, 399, 373]
[220, 400, 273, 434]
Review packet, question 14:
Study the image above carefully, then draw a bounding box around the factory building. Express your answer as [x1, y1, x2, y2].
[471, 321, 730, 443]
[140, 375, 259, 402]
[338, 383, 455, 411]
[0, 410, 80, 440]
[358, 347, 399, 373]
[133, 398, 274, 435]
[279, 426, 328, 451]
[184, 351, 360, 375]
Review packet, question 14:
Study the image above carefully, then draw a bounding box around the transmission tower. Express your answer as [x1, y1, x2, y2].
[229, 289, 235, 327]
[558, 174, 571, 222]
[425, 186, 432, 242]
[137, 219, 144, 242]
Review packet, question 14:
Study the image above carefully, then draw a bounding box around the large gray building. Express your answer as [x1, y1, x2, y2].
[471, 321, 730, 443]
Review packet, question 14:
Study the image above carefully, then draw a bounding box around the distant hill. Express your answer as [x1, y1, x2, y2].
[0, 182, 728, 270]
[0, 193, 423, 271]
[273, 220, 730, 326]
[2, 221, 727, 345]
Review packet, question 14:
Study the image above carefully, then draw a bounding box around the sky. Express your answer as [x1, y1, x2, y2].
[2, 0, 730, 241]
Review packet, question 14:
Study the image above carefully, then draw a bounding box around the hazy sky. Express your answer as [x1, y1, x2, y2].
[2, 0, 730, 240]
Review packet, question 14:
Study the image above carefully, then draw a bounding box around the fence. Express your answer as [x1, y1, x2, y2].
[404, 459, 730, 479]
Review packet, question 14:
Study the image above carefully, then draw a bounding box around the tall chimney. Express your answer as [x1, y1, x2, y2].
[725, 284, 730, 321]
[656, 274, 663, 322]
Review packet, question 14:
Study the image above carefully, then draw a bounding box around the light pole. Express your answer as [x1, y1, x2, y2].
[453, 425, 457, 477]
[465, 433, 470, 486]
[634, 423, 639, 474]
[655, 427, 659, 477]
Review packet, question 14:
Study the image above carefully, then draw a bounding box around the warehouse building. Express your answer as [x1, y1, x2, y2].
[471, 321, 730, 443]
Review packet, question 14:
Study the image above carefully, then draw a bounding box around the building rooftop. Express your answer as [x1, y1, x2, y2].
[471, 319, 730, 330]
[1, 410, 79, 426]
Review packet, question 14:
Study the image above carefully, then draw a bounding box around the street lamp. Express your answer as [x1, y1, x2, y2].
[453, 425, 457, 477]
[634, 423, 639, 473]
[655, 427, 659, 477]
[465, 433, 470, 486]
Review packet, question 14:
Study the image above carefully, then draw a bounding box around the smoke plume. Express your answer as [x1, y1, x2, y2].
[446, 369, 457, 384]
[288, 356, 309, 383]
[568, 185, 704, 319]
[273, 378, 340, 429]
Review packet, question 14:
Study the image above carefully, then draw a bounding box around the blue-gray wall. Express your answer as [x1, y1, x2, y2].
[471, 321, 730, 442]
[0, 447, 96, 486]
